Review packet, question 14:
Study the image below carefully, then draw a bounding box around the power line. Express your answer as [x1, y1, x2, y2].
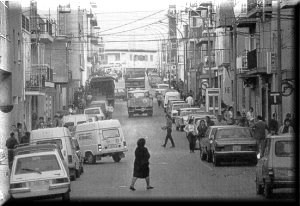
[98, 9, 166, 34]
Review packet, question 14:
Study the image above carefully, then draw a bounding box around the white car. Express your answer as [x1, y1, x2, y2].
[84, 107, 105, 121]
[9, 144, 71, 201]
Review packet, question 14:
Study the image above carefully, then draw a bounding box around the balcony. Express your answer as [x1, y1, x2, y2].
[189, 27, 203, 39]
[203, 54, 216, 68]
[246, 49, 274, 75]
[90, 36, 98, 45]
[197, 32, 216, 45]
[31, 16, 54, 43]
[25, 64, 54, 93]
[247, 0, 272, 18]
[237, 54, 249, 74]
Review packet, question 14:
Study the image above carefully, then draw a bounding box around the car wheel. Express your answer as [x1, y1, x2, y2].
[180, 126, 184, 131]
[86, 153, 95, 164]
[80, 163, 84, 174]
[112, 154, 121, 162]
[264, 182, 273, 198]
[256, 177, 263, 195]
[212, 153, 220, 166]
[128, 113, 133, 118]
[251, 158, 258, 166]
[62, 191, 70, 201]
[176, 126, 179, 131]
[70, 169, 76, 181]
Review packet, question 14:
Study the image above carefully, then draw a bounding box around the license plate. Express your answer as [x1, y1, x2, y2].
[288, 170, 294, 177]
[108, 144, 117, 149]
[232, 145, 241, 151]
[31, 180, 49, 187]
[119, 153, 125, 158]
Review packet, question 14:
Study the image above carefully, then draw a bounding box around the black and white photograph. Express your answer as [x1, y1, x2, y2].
[0, 0, 298, 203]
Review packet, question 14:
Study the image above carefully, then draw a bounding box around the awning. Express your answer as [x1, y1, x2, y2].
[25, 91, 45, 96]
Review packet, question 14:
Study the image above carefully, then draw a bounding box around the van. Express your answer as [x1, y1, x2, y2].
[30, 127, 81, 181]
[89, 100, 108, 118]
[75, 119, 128, 164]
[84, 107, 105, 121]
[62, 114, 89, 136]
[164, 91, 180, 108]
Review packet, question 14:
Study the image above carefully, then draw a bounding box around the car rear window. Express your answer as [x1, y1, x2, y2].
[216, 128, 252, 139]
[64, 122, 74, 127]
[36, 139, 63, 149]
[102, 129, 120, 139]
[85, 109, 100, 114]
[77, 121, 86, 125]
[15, 154, 61, 175]
[275, 141, 294, 157]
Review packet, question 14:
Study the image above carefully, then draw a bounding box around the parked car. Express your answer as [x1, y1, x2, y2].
[166, 100, 185, 114]
[163, 91, 180, 108]
[169, 103, 191, 123]
[84, 107, 105, 121]
[155, 84, 169, 97]
[199, 125, 258, 166]
[114, 88, 126, 100]
[71, 138, 84, 174]
[30, 127, 81, 181]
[174, 108, 206, 131]
[255, 133, 295, 198]
[10, 144, 71, 201]
[88, 100, 108, 118]
[75, 119, 128, 164]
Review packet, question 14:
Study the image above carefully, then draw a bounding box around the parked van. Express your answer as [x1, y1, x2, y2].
[30, 127, 81, 181]
[84, 107, 105, 121]
[62, 114, 89, 136]
[164, 91, 180, 108]
[75, 119, 128, 164]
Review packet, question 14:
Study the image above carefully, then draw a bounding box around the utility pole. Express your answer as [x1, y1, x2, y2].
[276, 0, 282, 124]
[207, 10, 212, 88]
[233, 23, 238, 118]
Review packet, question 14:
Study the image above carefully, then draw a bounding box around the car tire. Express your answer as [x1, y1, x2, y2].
[212, 153, 220, 166]
[86, 153, 95, 164]
[264, 182, 273, 198]
[256, 177, 263, 195]
[112, 154, 121, 162]
[128, 113, 133, 118]
[80, 164, 84, 174]
[62, 191, 70, 201]
[70, 170, 76, 181]
[176, 126, 179, 131]
[180, 126, 184, 131]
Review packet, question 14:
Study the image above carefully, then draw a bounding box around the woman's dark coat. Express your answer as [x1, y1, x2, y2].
[133, 146, 150, 178]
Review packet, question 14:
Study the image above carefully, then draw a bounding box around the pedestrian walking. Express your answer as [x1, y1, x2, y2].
[217, 114, 227, 125]
[46, 117, 53, 128]
[278, 119, 294, 134]
[251, 115, 269, 157]
[6, 132, 19, 169]
[197, 120, 208, 139]
[20, 132, 30, 145]
[36, 117, 46, 129]
[129, 138, 154, 191]
[238, 112, 249, 127]
[246, 107, 254, 122]
[268, 113, 279, 135]
[157, 93, 163, 108]
[226, 107, 234, 125]
[186, 94, 194, 107]
[161, 114, 175, 148]
[16, 123, 25, 143]
[206, 116, 215, 127]
[107, 104, 114, 119]
[184, 119, 198, 153]
[284, 113, 294, 130]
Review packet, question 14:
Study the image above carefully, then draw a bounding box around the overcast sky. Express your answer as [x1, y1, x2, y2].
[21, 0, 200, 50]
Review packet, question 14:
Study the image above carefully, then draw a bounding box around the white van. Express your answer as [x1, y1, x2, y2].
[30, 127, 81, 181]
[164, 91, 181, 108]
[62, 114, 89, 127]
[75, 119, 128, 164]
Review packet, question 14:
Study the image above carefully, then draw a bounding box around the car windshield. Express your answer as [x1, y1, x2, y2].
[216, 128, 252, 139]
[102, 129, 120, 138]
[64, 122, 74, 127]
[36, 139, 63, 148]
[275, 141, 294, 157]
[15, 154, 61, 175]
[85, 109, 100, 114]
[77, 121, 86, 125]
[129, 92, 148, 98]
[180, 111, 192, 116]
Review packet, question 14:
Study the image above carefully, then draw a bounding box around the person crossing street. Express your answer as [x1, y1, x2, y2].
[161, 114, 175, 148]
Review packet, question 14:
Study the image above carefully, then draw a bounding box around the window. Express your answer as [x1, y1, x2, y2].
[15, 155, 61, 175]
[36, 139, 63, 149]
[84, 108, 100, 114]
[102, 129, 120, 139]
[275, 141, 294, 157]
[192, 17, 197, 27]
[216, 128, 252, 139]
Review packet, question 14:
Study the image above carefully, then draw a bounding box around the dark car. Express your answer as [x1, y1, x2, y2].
[199, 125, 258, 166]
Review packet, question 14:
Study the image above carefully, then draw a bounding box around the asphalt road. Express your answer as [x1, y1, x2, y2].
[69, 77, 296, 202]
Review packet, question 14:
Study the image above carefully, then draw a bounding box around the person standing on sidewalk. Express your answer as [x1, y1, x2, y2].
[157, 93, 163, 108]
[161, 114, 175, 148]
[251, 115, 269, 157]
[129, 138, 154, 191]
[6, 132, 19, 169]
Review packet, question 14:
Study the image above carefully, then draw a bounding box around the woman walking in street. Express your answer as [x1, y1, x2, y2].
[184, 119, 198, 153]
[197, 120, 208, 139]
[130, 138, 154, 191]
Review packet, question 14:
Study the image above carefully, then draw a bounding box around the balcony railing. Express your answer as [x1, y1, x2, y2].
[25, 64, 53, 91]
[189, 27, 203, 39]
[247, 49, 272, 73]
[30, 16, 54, 43]
[90, 36, 98, 45]
[90, 18, 97, 26]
